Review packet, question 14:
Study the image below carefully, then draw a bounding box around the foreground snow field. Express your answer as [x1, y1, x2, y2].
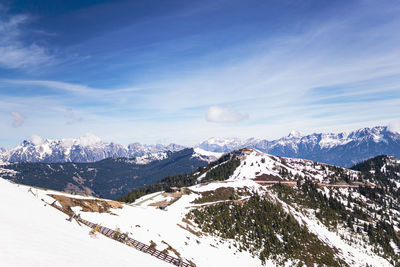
[0, 178, 170, 267]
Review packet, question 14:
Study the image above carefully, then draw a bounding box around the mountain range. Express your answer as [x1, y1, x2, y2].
[198, 125, 400, 167]
[0, 148, 220, 199]
[0, 133, 184, 163]
[0, 126, 399, 167]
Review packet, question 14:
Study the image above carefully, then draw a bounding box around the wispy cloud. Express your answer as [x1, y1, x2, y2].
[2, 79, 146, 97]
[11, 111, 24, 127]
[0, 9, 53, 69]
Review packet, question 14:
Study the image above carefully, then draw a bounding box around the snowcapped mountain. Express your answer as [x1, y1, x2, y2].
[0, 133, 185, 163]
[197, 126, 400, 167]
[117, 148, 400, 266]
[195, 137, 247, 152]
[1, 125, 399, 167]
[192, 147, 224, 162]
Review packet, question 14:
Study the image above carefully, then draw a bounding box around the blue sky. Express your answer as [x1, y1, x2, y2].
[1, 0, 400, 147]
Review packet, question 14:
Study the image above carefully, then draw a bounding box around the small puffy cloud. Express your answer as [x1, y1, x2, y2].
[388, 120, 400, 133]
[11, 111, 24, 127]
[29, 134, 44, 145]
[78, 133, 102, 146]
[205, 106, 249, 123]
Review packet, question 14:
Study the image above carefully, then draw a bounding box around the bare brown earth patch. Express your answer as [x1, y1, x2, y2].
[182, 217, 195, 228]
[148, 199, 169, 207]
[64, 183, 95, 196]
[161, 240, 181, 257]
[49, 194, 123, 213]
[149, 192, 182, 207]
[177, 223, 202, 237]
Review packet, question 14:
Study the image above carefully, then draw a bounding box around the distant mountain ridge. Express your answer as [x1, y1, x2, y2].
[0, 133, 185, 163]
[1, 125, 399, 167]
[197, 126, 400, 167]
[0, 148, 216, 199]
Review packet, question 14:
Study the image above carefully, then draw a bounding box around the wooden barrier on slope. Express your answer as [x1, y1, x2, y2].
[48, 201, 194, 267]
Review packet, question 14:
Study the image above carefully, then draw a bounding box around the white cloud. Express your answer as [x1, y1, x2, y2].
[0, 44, 52, 69]
[205, 106, 248, 123]
[29, 134, 44, 145]
[11, 111, 24, 127]
[77, 133, 102, 146]
[2, 79, 145, 97]
[388, 120, 400, 133]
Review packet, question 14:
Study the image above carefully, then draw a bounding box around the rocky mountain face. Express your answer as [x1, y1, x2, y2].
[0, 133, 185, 163]
[197, 126, 400, 167]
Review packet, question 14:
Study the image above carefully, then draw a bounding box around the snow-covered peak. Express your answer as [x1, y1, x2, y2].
[192, 147, 224, 162]
[0, 135, 185, 163]
[196, 137, 246, 153]
[317, 132, 351, 149]
[225, 148, 358, 183]
[203, 137, 244, 146]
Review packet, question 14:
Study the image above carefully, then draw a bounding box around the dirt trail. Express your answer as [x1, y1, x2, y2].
[133, 192, 164, 206]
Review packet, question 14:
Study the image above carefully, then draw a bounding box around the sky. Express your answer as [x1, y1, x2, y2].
[0, 0, 400, 147]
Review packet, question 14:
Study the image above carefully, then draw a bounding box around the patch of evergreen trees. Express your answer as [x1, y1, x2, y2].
[187, 192, 343, 266]
[273, 181, 400, 264]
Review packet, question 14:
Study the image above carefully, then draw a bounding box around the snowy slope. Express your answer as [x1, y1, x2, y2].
[79, 190, 264, 267]
[227, 148, 359, 183]
[0, 178, 170, 267]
